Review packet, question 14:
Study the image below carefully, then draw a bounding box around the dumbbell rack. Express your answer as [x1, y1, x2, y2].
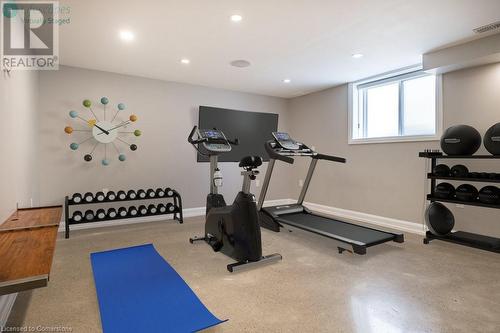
[419, 152, 500, 253]
[64, 188, 183, 239]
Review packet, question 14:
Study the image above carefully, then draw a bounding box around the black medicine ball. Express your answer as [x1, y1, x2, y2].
[425, 202, 455, 236]
[455, 184, 478, 202]
[440, 125, 481, 156]
[450, 165, 469, 178]
[433, 164, 450, 177]
[434, 183, 455, 199]
[478, 186, 500, 204]
[484, 123, 500, 155]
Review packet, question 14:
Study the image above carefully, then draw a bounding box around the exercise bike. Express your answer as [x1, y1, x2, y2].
[187, 126, 282, 272]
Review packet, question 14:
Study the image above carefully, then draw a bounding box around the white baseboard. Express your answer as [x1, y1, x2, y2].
[58, 199, 423, 235]
[58, 199, 292, 233]
[303, 201, 424, 235]
[0, 294, 17, 329]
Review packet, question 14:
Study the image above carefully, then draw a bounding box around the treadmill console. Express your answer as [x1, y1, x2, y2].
[272, 132, 301, 150]
[197, 128, 232, 153]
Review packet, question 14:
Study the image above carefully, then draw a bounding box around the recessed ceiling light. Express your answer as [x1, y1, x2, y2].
[119, 30, 134, 42]
[230, 14, 243, 22]
[352, 53, 364, 59]
[180, 58, 190, 64]
[230, 59, 251, 68]
[283, 79, 291, 83]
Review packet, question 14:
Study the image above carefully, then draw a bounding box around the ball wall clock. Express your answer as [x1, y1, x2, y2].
[64, 97, 142, 166]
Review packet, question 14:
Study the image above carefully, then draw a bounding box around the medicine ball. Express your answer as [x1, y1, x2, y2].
[450, 165, 469, 178]
[434, 183, 455, 199]
[440, 125, 481, 156]
[433, 164, 450, 177]
[483, 123, 500, 155]
[455, 184, 478, 202]
[425, 202, 455, 236]
[478, 186, 500, 204]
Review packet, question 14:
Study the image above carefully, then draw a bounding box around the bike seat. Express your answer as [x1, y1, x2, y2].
[239, 156, 263, 169]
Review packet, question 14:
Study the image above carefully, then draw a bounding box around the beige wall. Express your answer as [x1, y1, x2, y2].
[0, 70, 39, 222]
[37, 66, 291, 209]
[287, 62, 500, 236]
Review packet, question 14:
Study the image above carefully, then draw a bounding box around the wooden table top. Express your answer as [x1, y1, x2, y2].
[0, 206, 62, 231]
[0, 206, 62, 295]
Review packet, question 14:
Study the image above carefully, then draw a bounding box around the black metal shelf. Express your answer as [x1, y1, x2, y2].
[69, 207, 181, 225]
[424, 231, 500, 253]
[427, 174, 500, 184]
[420, 151, 500, 254]
[68, 191, 179, 206]
[64, 188, 183, 239]
[427, 195, 500, 209]
[419, 153, 500, 159]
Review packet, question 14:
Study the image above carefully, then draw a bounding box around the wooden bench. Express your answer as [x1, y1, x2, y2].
[0, 206, 62, 295]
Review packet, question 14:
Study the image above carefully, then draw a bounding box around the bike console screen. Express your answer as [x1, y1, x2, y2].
[198, 128, 231, 153]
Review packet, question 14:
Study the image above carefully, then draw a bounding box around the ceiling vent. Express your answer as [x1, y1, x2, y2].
[473, 21, 500, 34]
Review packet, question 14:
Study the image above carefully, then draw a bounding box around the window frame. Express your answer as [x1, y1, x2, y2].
[348, 65, 443, 145]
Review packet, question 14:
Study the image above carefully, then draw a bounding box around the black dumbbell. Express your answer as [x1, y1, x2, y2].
[147, 189, 156, 198]
[165, 188, 174, 197]
[107, 208, 117, 219]
[96, 209, 106, 219]
[71, 193, 83, 204]
[128, 206, 138, 217]
[138, 205, 148, 215]
[127, 190, 137, 199]
[106, 191, 116, 201]
[117, 207, 128, 217]
[166, 203, 176, 213]
[95, 191, 106, 202]
[84, 209, 95, 221]
[117, 190, 127, 200]
[137, 190, 147, 199]
[72, 210, 83, 222]
[157, 203, 167, 214]
[84, 192, 94, 203]
[156, 188, 165, 197]
[148, 204, 157, 214]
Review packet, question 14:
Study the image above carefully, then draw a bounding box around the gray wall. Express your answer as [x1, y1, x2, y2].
[287, 62, 500, 236]
[37, 66, 292, 209]
[0, 70, 39, 222]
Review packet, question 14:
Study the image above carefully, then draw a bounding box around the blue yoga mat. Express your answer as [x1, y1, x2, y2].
[90, 244, 227, 333]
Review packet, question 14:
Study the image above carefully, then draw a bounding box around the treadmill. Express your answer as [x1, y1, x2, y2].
[257, 132, 404, 255]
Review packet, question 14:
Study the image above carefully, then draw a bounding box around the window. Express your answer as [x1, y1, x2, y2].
[349, 67, 442, 144]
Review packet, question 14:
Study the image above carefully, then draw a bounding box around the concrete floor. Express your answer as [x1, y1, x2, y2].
[6, 216, 500, 333]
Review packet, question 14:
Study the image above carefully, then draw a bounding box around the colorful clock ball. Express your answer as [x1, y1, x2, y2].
[64, 126, 73, 134]
[102, 159, 110, 166]
[129, 114, 137, 122]
[134, 129, 142, 137]
[83, 99, 92, 108]
[84, 154, 92, 162]
[87, 119, 97, 127]
[70, 143, 79, 150]
[69, 110, 78, 118]
[100, 97, 109, 105]
[117, 103, 126, 110]
[130, 144, 137, 151]
[118, 154, 126, 161]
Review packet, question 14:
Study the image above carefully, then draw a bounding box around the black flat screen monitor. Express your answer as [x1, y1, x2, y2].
[197, 106, 279, 162]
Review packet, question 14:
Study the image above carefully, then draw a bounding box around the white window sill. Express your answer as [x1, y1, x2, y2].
[349, 135, 440, 145]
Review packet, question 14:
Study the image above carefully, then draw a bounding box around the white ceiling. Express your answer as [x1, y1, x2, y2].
[59, 0, 500, 98]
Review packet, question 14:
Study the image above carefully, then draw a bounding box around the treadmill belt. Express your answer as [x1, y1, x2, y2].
[277, 213, 395, 246]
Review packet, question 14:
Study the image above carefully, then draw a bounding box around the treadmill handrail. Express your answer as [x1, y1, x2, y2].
[265, 141, 294, 164]
[313, 153, 346, 163]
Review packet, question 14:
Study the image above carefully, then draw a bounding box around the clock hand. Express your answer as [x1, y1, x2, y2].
[97, 121, 131, 135]
[94, 124, 110, 135]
